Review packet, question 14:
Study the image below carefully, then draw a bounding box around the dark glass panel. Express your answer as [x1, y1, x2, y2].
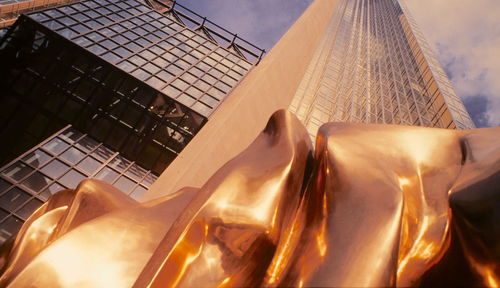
[0, 209, 8, 221]
[137, 142, 161, 169]
[76, 136, 100, 153]
[129, 185, 147, 199]
[43, 138, 69, 155]
[77, 156, 101, 175]
[39, 182, 65, 201]
[0, 179, 10, 193]
[141, 172, 157, 187]
[59, 129, 84, 144]
[125, 163, 147, 182]
[61, 147, 86, 164]
[121, 104, 143, 127]
[114, 176, 135, 193]
[60, 99, 83, 122]
[17, 198, 44, 220]
[0, 216, 23, 244]
[92, 145, 114, 162]
[153, 151, 176, 174]
[59, 170, 86, 189]
[21, 172, 51, 192]
[2, 162, 34, 181]
[102, 52, 120, 63]
[108, 126, 129, 150]
[89, 117, 112, 142]
[132, 88, 153, 108]
[95, 167, 119, 184]
[22, 150, 51, 169]
[108, 155, 131, 172]
[40, 159, 69, 179]
[0, 187, 30, 211]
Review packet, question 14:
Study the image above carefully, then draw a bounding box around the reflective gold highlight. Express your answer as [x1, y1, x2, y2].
[0, 110, 499, 287]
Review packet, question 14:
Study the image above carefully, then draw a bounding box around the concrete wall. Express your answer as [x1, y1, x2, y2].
[143, 0, 340, 200]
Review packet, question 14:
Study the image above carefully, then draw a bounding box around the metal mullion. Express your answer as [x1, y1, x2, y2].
[0, 126, 74, 207]
[127, 183, 142, 197]
[131, 161, 155, 185]
[116, 99, 158, 154]
[67, 9, 156, 42]
[157, 111, 195, 139]
[45, 5, 94, 34]
[1, 68, 37, 134]
[99, 74, 142, 149]
[150, 138, 179, 157]
[199, 50, 248, 110]
[139, 171, 157, 191]
[154, 34, 220, 93]
[154, 104, 190, 153]
[109, 159, 135, 186]
[127, 163, 151, 192]
[24, 39, 103, 116]
[88, 151, 119, 178]
[81, 64, 119, 139]
[112, 160, 153, 197]
[153, 100, 190, 139]
[4, 174, 54, 205]
[76, 148, 109, 177]
[150, 143, 176, 177]
[119, 26, 191, 77]
[0, 125, 73, 180]
[159, 0, 264, 62]
[42, 148, 93, 183]
[398, 27, 432, 125]
[142, 112, 180, 151]
[0, 174, 48, 206]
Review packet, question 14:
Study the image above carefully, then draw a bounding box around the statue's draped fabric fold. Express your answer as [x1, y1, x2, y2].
[0, 110, 499, 287]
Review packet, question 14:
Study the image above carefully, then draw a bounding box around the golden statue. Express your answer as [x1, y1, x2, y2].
[0, 110, 499, 287]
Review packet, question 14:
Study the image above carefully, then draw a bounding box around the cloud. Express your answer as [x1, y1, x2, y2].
[464, 95, 492, 128]
[404, 0, 500, 127]
[177, 0, 313, 51]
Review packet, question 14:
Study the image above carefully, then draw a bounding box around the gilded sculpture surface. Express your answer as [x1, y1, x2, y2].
[0, 110, 499, 287]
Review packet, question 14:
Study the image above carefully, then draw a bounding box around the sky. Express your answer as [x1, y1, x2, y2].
[177, 0, 499, 127]
[404, 0, 500, 127]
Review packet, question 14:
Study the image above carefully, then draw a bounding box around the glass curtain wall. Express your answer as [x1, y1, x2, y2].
[0, 0, 263, 241]
[0, 126, 158, 244]
[290, 0, 475, 138]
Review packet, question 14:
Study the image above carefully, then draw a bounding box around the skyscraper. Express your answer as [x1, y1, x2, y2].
[0, 0, 475, 244]
[289, 0, 475, 139]
[144, 0, 475, 199]
[0, 0, 262, 243]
